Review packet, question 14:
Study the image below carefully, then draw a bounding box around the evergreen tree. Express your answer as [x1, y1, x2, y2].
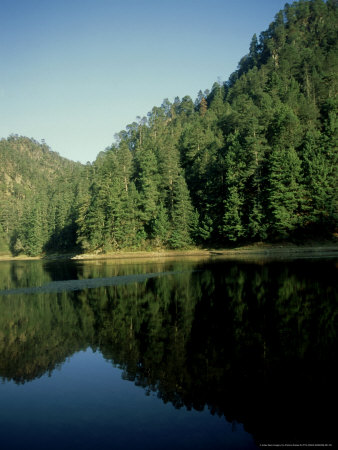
[135, 148, 160, 228]
[169, 175, 194, 248]
[152, 203, 170, 248]
[267, 146, 305, 237]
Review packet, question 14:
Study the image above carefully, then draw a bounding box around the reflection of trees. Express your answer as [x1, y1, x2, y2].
[0, 290, 95, 382]
[0, 258, 336, 444]
[0, 261, 52, 290]
[95, 269, 200, 406]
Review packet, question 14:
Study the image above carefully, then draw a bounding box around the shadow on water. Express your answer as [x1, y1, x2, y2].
[0, 256, 337, 447]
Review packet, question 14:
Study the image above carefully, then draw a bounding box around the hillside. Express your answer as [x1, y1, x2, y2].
[1, 0, 337, 256]
[0, 135, 85, 255]
[76, 0, 337, 252]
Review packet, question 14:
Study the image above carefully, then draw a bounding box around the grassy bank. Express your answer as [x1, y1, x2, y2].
[1, 240, 337, 262]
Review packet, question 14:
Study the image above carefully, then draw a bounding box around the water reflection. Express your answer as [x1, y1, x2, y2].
[0, 257, 336, 447]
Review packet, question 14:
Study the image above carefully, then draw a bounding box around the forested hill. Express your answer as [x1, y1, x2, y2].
[0, 136, 85, 255]
[1, 0, 337, 256]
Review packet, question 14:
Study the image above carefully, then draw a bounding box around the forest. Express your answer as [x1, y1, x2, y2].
[0, 0, 337, 256]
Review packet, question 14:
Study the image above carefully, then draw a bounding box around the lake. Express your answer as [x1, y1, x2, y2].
[0, 255, 336, 449]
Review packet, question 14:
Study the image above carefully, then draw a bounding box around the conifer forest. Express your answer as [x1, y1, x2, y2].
[0, 0, 337, 257]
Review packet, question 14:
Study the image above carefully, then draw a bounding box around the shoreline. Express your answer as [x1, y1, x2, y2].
[0, 242, 337, 262]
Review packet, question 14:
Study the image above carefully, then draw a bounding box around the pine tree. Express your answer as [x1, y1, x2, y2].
[221, 185, 244, 242]
[152, 203, 170, 248]
[199, 97, 208, 117]
[18, 200, 47, 256]
[169, 175, 194, 248]
[302, 126, 337, 233]
[135, 148, 160, 227]
[267, 146, 305, 237]
[220, 133, 246, 242]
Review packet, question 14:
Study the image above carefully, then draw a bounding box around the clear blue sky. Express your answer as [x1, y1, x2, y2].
[0, 0, 287, 163]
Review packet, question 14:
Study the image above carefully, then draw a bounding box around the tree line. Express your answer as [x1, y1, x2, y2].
[0, 0, 337, 256]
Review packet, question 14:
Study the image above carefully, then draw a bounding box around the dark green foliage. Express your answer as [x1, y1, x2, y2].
[0, 136, 83, 255]
[169, 175, 194, 248]
[0, 0, 337, 254]
[152, 203, 170, 247]
[76, 146, 143, 252]
[267, 146, 305, 236]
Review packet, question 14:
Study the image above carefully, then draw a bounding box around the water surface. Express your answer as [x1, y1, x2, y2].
[0, 256, 336, 449]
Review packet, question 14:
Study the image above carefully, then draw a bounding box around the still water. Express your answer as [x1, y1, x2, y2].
[0, 256, 336, 449]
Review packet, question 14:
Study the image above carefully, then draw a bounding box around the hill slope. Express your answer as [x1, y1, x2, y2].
[76, 0, 337, 252]
[0, 135, 85, 255]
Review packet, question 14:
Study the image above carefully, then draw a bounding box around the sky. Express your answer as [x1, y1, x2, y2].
[0, 0, 287, 163]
